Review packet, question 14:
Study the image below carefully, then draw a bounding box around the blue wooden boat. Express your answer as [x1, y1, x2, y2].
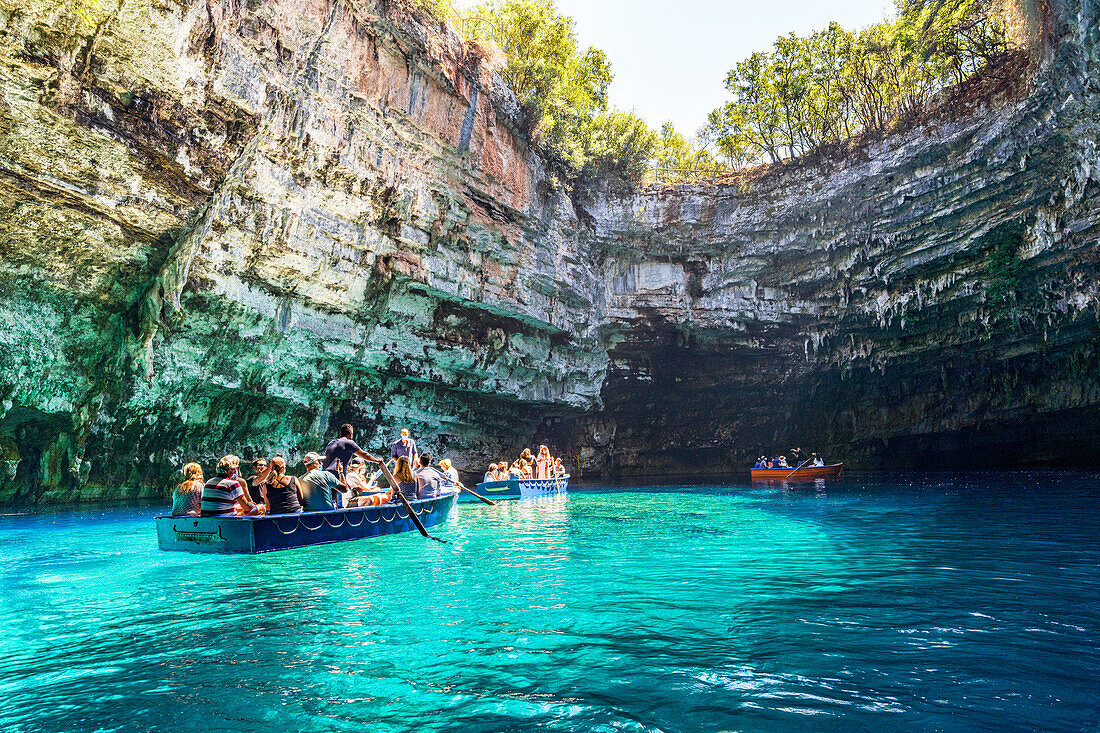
[156, 490, 458, 554]
[474, 474, 569, 497]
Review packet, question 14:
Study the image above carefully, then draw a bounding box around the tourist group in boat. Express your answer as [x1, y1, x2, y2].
[750, 447, 844, 480]
[482, 445, 567, 482]
[170, 425, 462, 518]
[754, 449, 827, 469]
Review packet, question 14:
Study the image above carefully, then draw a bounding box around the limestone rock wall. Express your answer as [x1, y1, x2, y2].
[573, 0, 1100, 475]
[0, 0, 605, 502]
[0, 0, 1097, 502]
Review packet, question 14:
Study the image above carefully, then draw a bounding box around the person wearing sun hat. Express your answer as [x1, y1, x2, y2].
[297, 451, 341, 512]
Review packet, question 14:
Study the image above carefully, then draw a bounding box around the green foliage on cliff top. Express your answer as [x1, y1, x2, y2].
[704, 0, 1014, 167]
[652, 122, 730, 183]
[459, 0, 656, 187]
[406, 0, 1020, 184]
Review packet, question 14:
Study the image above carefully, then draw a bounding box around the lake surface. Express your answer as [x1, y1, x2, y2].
[1, 472, 1098, 732]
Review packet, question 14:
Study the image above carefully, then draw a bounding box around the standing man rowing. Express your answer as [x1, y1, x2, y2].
[324, 423, 381, 481]
[322, 424, 382, 508]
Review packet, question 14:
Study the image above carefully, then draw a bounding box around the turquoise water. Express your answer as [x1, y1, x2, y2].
[1, 473, 1098, 732]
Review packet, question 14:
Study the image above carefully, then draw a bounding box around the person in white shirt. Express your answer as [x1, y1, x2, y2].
[438, 458, 460, 487]
[535, 445, 552, 479]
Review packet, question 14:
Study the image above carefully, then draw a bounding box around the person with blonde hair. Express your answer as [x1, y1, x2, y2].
[201, 454, 265, 517]
[171, 462, 204, 517]
[535, 445, 552, 480]
[389, 456, 417, 500]
[438, 458, 459, 487]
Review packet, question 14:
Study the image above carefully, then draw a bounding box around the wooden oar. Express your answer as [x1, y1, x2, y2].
[375, 460, 447, 543]
[784, 458, 813, 479]
[456, 481, 496, 506]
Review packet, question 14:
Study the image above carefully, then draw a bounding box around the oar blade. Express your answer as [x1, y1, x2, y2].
[376, 460, 447, 543]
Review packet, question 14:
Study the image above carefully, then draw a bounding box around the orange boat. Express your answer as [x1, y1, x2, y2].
[750, 463, 844, 480]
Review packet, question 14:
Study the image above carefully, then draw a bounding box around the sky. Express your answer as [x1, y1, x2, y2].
[460, 0, 896, 137]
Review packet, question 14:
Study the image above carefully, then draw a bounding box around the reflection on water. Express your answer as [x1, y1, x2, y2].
[0, 473, 1098, 732]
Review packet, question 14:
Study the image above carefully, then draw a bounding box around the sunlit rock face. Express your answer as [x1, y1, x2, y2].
[0, 0, 605, 502]
[573, 0, 1100, 476]
[0, 0, 1096, 503]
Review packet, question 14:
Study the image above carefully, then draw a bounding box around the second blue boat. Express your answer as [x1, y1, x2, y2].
[475, 475, 569, 497]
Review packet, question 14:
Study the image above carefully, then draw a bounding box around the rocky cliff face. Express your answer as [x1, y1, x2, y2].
[574, 0, 1100, 475]
[0, 0, 605, 502]
[0, 0, 1096, 503]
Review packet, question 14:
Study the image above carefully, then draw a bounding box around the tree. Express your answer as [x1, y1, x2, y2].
[466, 0, 653, 186]
[705, 51, 785, 165]
[579, 112, 657, 185]
[705, 0, 1014, 169]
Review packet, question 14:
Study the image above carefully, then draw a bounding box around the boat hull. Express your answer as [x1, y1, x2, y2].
[475, 475, 569, 497]
[156, 491, 458, 554]
[750, 463, 844, 480]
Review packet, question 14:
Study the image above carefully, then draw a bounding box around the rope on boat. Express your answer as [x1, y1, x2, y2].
[300, 517, 325, 532]
[272, 518, 299, 535]
[266, 497, 439, 536]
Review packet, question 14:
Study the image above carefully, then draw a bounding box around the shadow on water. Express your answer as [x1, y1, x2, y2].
[0, 472, 1097, 732]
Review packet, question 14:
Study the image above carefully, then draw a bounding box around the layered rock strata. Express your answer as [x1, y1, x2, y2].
[0, 0, 604, 502]
[0, 0, 1096, 502]
[575, 0, 1100, 475]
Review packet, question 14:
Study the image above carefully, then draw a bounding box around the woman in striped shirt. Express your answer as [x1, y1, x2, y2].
[200, 455, 266, 517]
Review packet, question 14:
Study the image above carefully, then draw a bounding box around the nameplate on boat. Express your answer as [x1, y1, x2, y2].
[172, 523, 227, 544]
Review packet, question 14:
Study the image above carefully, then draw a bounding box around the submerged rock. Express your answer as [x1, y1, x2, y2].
[0, 0, 1097, 502]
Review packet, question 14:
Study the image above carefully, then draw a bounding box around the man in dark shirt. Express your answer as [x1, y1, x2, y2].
[323, 424, 381, 480]
[389, 427, 417, 469]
